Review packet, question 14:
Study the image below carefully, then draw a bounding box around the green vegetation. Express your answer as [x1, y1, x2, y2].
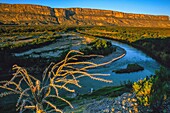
[80, 39, 116, 56]
[133, 77, 154, 106]
[0, 25, 70, 36]
[0, 33, 62, 52]
[0, 25, 170, 112]
[133, 67, 170, 112]
[1, 25, 170, 68]
[0, 26, 70, 75]
[77, 26, 170, 67]
[113, 63, 144, 73]
[133, 38, 170, 67]
[81, 83, 132, 99]
[0, 25, 82, 53]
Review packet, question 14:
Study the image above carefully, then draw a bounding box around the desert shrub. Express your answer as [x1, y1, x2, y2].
[150, 67, 170, 112]
[133, 67, 170, 112]
[0, 50, 112, 113]
[80, 39, 115, 56]
[133, 76, 155, 106]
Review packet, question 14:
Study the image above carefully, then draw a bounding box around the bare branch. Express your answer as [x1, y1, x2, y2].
[0, 50, 115, 113]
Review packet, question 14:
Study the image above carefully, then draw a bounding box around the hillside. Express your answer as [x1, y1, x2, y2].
[0, 4, 170, 27]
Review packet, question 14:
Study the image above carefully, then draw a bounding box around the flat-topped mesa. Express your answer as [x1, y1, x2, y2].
[66, 8, 169, 21]
[0, 4, 58, 25]
[54, 8, 170, 27]
[112, 12, 169, 20]
[0, 4, 52, 15]
[0, 4, 170, 27]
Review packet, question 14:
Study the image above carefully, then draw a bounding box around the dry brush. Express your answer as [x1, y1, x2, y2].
[0, 50, 115, 113]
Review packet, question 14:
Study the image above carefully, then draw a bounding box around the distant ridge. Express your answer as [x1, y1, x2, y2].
[0, 4, 170, 27]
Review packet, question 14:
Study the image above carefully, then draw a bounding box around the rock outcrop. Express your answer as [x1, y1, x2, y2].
[0, 4, 170, 27]
[0, 4, 58, 25]
[63, 93, 153, 113]
[83, 93, 140, 113]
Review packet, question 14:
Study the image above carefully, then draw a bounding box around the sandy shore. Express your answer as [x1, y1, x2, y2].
[88, 45, 126, 66]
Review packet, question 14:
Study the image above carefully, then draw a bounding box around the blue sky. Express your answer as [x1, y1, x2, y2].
[1, 0, 170, 16]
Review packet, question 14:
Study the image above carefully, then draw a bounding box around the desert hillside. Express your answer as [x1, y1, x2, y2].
[0, 4, 170, 27]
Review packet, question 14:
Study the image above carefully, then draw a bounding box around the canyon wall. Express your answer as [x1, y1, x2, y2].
[0, 4, 170, 27]
[0, 4, 58, 25]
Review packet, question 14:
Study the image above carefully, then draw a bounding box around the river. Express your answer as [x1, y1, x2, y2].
[66, 37, 160, 94]
[14, 34, 161, 94]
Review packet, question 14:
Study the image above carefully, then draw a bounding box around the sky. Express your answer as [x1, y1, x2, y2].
[1, 0, 170, 16]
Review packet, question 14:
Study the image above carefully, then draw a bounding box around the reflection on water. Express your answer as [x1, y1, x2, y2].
[72, 39, 160, 94]
[14, 35, 161, 94]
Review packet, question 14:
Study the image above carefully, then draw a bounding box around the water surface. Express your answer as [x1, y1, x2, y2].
[14, 35, 160, 94]
[71, 38, 160, 94]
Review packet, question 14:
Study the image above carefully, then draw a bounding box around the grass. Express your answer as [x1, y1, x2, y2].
[79, 84, 132, 99]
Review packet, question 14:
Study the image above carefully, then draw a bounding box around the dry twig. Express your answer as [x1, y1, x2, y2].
[0, 50, 114, 113]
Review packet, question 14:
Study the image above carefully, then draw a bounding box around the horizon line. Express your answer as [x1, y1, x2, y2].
[1, 3, 170, 17]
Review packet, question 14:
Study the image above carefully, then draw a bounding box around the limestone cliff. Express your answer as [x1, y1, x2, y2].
[0, 4, 170, 27]
[0, 4, 58, 25]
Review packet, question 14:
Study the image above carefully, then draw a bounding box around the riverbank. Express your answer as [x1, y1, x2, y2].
[0, 25, 169, 113]
[0, 40, 127, 112]
[77, 33, 126, 66]
[87, 45, 126, 66]
[77, 29, 170, 68]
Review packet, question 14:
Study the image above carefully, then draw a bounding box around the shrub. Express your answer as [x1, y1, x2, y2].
[80, 39, 115, 56]
[150, 67, 170, 112]
[133, 67, 170, 112]
[133, 77, 154, 106]
[0, 50, 112, 113]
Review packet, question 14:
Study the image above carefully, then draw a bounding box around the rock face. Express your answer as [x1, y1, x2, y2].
[0, 4, 58, 25]
[0, 4, 170, 27]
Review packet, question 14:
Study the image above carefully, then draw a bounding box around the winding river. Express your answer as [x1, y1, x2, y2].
[14, 34, 161, 94]
[67, 36, 160, 94]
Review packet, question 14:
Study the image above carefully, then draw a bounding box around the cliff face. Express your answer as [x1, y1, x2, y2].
[0, 4, 170, 27]
[0, 4, 58, 25]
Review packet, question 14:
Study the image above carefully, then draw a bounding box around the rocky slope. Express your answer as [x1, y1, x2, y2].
[63, 93, 151, 113]
[0, 4, 170, 27]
